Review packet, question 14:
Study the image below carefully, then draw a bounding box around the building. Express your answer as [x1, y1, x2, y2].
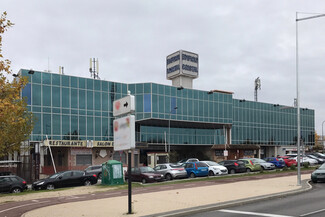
[13, 51, 314, 178]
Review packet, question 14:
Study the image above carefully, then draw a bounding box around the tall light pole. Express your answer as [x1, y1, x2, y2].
[168, 106, 178, 154]
[322, 121, 325, 149]
[296, 12, 325, 186]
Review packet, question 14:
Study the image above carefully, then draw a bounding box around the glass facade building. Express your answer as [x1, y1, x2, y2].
[21, 69, 315, 149]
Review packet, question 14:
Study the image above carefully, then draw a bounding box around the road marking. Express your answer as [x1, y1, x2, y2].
[0, 201, 50, 213]
[300, 208, 325, 216]
[219, 209, 294, 217]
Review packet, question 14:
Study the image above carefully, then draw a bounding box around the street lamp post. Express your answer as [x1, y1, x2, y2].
[296, 12, 325, 186]
[322, 121, 325, 149]
[168, 106, 178, 154]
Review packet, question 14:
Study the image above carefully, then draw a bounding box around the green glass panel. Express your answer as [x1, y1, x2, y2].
[71, 76, 78, 88]
[95, 92, 101, 110]
[79, 116, 86, 135]
[71, 89, 78, 108]
[79, 90, 85, 109]
[87, 79, 93, 90]
[52, 114, 61, 135]
[32, 84, 41, 106]
[32, 71, 41, 84]
[62, 88, 70, 108]
[95, 117, 101, 137]
[94, 80, 101, 91]
[42, 73, 51, 84]
[87, 117, 93, 136]
[102, 80, 108, 92]
[52, 74, 60, 86]
[52, 86, 60, 107]
[79, 78, 85, 89]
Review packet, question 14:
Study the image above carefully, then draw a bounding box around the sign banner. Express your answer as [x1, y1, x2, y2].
[113, 115, 135, 151]
[93, 141, 114, 147]
[44, 140, 86, 147]
[113, 95, 135, 117]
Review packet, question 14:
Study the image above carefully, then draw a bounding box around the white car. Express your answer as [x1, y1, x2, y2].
[291, 156, 317, 165]
[252, 158, 275, 170]
[201, 161, 228, 176]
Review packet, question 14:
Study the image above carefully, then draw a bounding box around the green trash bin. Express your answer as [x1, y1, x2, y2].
[101, 160, 124, 185]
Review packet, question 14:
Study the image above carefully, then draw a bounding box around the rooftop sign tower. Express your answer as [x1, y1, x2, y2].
[166, 50, 198, 89]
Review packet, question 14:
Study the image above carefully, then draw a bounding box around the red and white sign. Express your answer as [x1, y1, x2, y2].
[113, 115, 135, 151]
[113, 95, 135, 117]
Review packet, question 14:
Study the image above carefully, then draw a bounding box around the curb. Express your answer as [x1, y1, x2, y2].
[144, 178, 312, 217]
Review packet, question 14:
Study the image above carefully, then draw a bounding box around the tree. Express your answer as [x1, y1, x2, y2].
[313, 132, 323, 152]
[0, 11, 34, 157]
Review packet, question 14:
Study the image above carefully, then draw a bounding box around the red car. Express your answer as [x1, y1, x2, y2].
[278, 156, 297, 167]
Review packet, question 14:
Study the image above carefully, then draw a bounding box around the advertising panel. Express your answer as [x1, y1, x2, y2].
[113, 115, 135, 151]
[166, 50, 199, 79]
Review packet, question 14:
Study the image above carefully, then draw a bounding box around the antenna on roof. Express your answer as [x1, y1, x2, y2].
[89, 58, 100, 79]
[254, 77, 261, 102]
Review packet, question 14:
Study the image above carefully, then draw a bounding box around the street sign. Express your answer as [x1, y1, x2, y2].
[113, 95, 135, 117]
[113, 115, 135, 151]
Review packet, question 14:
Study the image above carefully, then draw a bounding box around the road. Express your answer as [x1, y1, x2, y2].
[187, 182, 325, 217]
[0, 170, 312, 217]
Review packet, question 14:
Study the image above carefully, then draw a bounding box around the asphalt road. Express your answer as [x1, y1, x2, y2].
[187, 182, 325, 217]
[0, 170, 313, 217]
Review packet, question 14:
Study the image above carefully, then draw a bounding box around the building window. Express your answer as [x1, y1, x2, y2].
[76, 155, 92, 165]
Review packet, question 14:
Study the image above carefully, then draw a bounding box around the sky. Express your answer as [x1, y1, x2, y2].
[2, 0, 325, 134]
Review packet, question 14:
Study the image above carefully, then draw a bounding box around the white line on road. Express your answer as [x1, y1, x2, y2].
[0, 201, 50, 213]
[300, 208, 325, 216]
[219, 209, 294, 217]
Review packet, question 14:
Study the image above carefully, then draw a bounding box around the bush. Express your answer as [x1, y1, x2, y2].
[303, 162, 309, 168]
[282, 166, 288, 171]
[290, 165, 296, 170]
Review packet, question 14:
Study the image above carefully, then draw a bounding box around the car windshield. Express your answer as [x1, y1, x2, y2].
[205, 161, 220, 166]
[49, 172, 63, 179]
[140, 167, 155, 173]
[253, 159, 266, 163]
[170, 164, 183, 168]
[318, 164, 325, 170]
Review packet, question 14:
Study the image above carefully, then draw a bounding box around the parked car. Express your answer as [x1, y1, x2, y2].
[278, 156, 297, 167]
[251, 158, 275, 170]
[310, 152, 325, 160]
[0, 175, 28, 193]
[264, 157, 286, 168]
[84, 165, 102, 179]
[125, 166, 164, 184]
[201, 161, 228, 176]
[291, 156, 318, 166]
[239, 158, 262, 172]
[183, 162, 209, 178]
[307, 154, 325, 164]
[218, 160, 246, 174]
[154, 163, 188, 180]
[311, 163, 325, 183]
[177, 158, 199, 165]
[32, 170, 98, 190]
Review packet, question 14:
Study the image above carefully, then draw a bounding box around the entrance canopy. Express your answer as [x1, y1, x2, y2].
[136, 118, 231, 129]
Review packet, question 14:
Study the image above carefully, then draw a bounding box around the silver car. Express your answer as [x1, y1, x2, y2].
[154, 163, 188, 180]
[252, 158, 275, 170]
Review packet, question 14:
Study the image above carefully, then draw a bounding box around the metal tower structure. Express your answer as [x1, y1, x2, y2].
[254, 77, 261, 102]
[89, 58, 100, 79]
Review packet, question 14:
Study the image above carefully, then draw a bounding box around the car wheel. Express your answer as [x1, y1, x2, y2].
[142, 178, 147, 184]
[209, 171, 214, 176]
[46, 184, 55, 190]
[312, 179, 317, 183]
[190, 173, 196, 178]
[246, 168, 251, 172]
[11, 187, 22, 193]
[230, 169, 235, 174]
[98, 173, 102, 179]
[165, 173, 172, 181]
[84, 180, 92, 186]
[261, 166, 265, 170]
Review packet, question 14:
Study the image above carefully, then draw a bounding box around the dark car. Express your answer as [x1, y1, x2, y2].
[32, 170, 98, 190]
[218, 160, 246, 174]
[0, 175, 28, 193]
[84, 165, 102, 179]
[311, 163, 325, 183]
[125, 166, 164, 184]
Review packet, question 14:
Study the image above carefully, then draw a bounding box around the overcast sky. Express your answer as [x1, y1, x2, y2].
[2, 0, 325, 134]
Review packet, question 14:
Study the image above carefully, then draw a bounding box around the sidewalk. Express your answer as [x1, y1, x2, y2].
[23, 174, 311, 217]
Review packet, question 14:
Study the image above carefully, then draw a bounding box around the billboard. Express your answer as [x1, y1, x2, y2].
[113, 115, 135, 151]
[166, 50, 199, 79]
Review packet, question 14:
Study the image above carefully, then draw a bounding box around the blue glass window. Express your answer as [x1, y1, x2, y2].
[171, 97, 177, 114]
[144, 94, 151, 113]
[22, 83, 31, 105]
